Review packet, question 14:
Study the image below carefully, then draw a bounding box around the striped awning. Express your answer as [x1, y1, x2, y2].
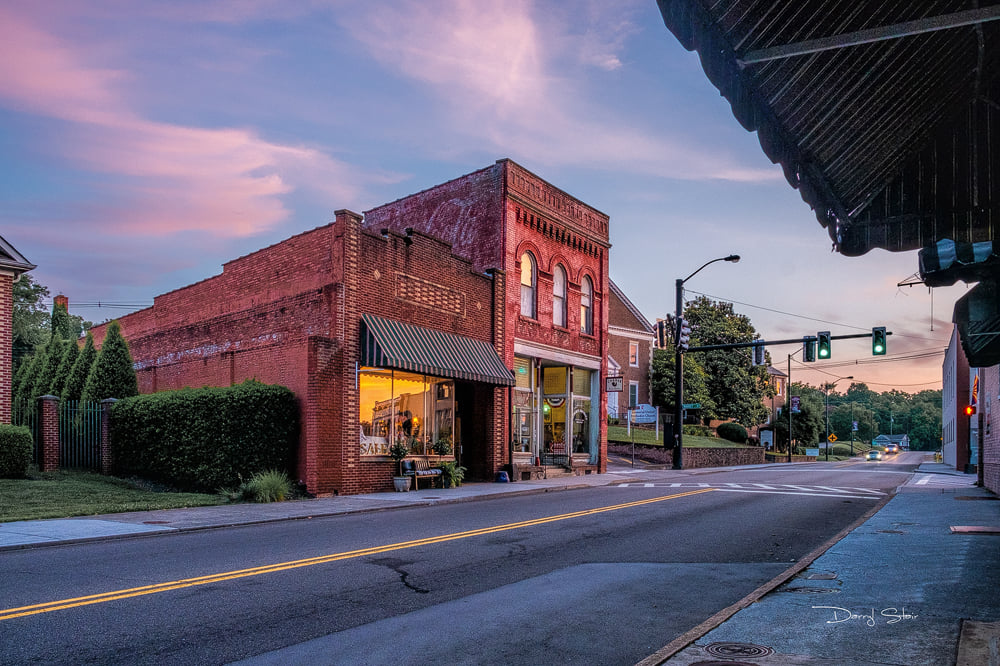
[360, 314, 514, 385]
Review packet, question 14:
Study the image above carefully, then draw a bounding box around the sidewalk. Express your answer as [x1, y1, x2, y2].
[647, 460, 1000, 666]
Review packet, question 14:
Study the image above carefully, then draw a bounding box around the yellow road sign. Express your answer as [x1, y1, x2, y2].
[828, 433, 838, 442]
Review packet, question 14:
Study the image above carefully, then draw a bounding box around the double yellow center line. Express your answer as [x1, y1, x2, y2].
[0, 488, 715, 621]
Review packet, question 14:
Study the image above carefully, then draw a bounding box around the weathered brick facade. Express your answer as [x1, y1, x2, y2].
[978, 365, 999, 495]
[89, 160, 612, 493]
[366, 160, 611, 474]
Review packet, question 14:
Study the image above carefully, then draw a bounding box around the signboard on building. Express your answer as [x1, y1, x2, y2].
[630, 404, 658, 424]
[605, 376, 623, 392]
[791, 396, 801, 413]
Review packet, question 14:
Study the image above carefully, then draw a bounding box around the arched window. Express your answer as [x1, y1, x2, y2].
[580, 275, 593, 334]
[520, 251, 537, 318]
[552, 264, 567, 327]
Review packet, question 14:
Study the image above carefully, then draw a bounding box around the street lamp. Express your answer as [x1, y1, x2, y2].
[824, 375, 853, 461]
[673, 254, 740, 469]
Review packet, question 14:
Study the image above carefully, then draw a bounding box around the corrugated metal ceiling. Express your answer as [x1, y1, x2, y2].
[658, 1, 1000, 273]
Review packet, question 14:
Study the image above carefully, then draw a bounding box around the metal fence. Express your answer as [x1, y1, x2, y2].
[11, 397, 40, 463]
[59, 400, 103, 470]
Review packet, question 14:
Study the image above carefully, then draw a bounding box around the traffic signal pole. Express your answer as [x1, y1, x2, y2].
[674, 278, 684, 470]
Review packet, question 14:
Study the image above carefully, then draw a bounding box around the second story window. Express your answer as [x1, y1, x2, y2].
[520, 251, 537, 318]
[580, 276, 593, 335]
[553, 264, 567, 327]
[629, 341, 638, 367]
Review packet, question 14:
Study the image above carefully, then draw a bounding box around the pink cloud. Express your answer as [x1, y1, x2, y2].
[0, 4, 369, 238]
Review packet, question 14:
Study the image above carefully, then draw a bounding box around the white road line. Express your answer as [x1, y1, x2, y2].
[714, 488, 881, 500]
[751, 484, 779, 489]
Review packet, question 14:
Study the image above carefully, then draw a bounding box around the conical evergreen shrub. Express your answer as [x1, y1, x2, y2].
[50, 339, 79, 399]
[50, 301, 76, 342]
[13, 349, 43, 405]
[81, 322, 138, 402]
[62, 333, 96, 403]
[32, 335, 66, 399]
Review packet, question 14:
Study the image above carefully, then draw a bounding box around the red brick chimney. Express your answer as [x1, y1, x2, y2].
[54, 294, 68, 310]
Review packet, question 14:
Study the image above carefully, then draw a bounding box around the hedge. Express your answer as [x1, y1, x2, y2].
[111, 380, 299, 492]
[0, 424, 33, 478]
[716, 422, 748, 444]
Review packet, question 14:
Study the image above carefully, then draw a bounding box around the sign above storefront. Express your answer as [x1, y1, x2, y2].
[605, 376, 623, 392]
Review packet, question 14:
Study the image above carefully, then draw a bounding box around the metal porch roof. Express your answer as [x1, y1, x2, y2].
[657, 1, 1000, 277]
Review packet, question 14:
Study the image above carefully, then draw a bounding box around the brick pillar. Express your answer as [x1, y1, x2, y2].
[100, 398, 117, 475]
[38, 394, 60, 472]
[0, 273, 12, 424]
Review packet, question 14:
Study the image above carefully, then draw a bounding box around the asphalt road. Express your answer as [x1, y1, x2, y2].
[0, 458, 916, 665]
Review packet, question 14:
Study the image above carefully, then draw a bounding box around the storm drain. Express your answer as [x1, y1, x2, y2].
[782, 586, 839, 594]
[805, 571, 837, 580]
[703, 641, 775, 659]
[876, 529, 907, 534]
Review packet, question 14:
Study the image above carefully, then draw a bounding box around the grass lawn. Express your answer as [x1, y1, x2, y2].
[607, 425, 751, 448]
[0, 470, 226, 523]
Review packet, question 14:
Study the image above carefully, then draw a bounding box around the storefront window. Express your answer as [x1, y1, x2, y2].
[572, 368, 596, 462]
[513, 357, 535, 454]
[542, 366, 568, 456]
[358, 368, 455, 457]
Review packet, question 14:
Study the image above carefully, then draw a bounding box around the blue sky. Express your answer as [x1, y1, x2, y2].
[1, 0, 964, 392]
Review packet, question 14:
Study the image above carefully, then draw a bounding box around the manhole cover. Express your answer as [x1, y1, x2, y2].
[704, 642, 775, 658]
[783, 586, 839, 594]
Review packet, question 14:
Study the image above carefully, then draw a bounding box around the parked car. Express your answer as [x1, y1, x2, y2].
[867, 450, 883, 461]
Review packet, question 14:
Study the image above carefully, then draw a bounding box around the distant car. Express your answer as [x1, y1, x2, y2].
[885, 444, 899, 454]
[867, 450, 883, 461]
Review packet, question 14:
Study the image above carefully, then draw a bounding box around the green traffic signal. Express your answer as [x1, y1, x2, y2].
[817, 331, 831, 359]
[872, 327, 887, 355]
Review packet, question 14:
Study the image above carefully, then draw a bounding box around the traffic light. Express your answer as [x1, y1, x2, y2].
[752, 342, 765, 366]
[817, 331, 832, 359]
[964, 404, 976, 416]
[872, 327, 887, 355]
[677, 319, 691, 351]
[803, 338, 816, 362]
[655, 319, 669, 348]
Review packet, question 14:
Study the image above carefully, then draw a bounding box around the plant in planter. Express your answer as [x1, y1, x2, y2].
[432, 436, 453, 457]
[389, 441, 410, 491]
[438, 460, 467, 488]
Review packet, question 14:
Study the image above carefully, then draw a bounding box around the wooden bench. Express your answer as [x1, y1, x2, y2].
[402, 459, 443, 490]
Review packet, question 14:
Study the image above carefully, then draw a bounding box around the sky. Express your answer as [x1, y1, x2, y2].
[2, 0, 968, 394]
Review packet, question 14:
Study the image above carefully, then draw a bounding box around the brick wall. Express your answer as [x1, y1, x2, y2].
[982, 366, 999, 495]
[0, 273, 11, 424]
[608, 442, 765, 468]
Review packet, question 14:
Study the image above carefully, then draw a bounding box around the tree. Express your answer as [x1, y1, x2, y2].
[32, 335, 66, 399]
[12, 274, 49, 374]
[81, 322, 138, 402]
[50, 338, 79, 399]
[62, 333, 97, 402]
[49, 300, 83, 342]
[650, 347, 716, 417]
[683, 296, 772, 426]
[13, 348, 44, 405]
[772, 384, 824, 452]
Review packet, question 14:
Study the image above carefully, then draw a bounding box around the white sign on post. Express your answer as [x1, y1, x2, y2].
[605, 376, 624, 392]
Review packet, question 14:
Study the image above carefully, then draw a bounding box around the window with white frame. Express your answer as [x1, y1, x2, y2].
[628, 341, 639, 367]
[628, 381, 639, 409]
[520, 251, 537, 318]
[580, 275, 593, 334]
[553, 264, 567, 327]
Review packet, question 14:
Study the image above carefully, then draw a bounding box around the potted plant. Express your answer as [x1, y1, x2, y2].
[432, 436, 453, 457]
[389, 441, 410, 491]
[438, 460, 466, 488]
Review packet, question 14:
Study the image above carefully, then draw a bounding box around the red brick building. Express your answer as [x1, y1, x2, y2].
[90, 160, 610, 494]
[0, 236, 36, 424]
[606, 280, 654, 419]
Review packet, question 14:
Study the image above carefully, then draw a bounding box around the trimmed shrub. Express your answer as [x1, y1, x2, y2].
[717, 422, 749, 444]
[81, 321, 138, 402]
[683, 424, 713, 437]
[111, 380, 299, 492]
[62, 333, 97, 403]
[0, 424, 33, 478]
[32, 335, 66, 399]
